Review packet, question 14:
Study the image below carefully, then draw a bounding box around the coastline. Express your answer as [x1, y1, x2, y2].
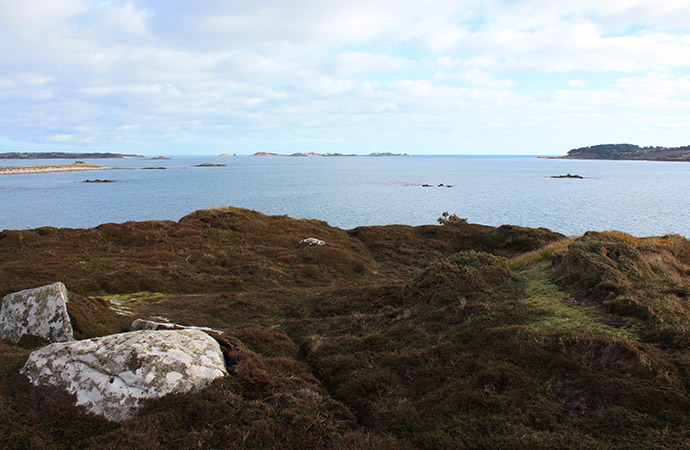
[0, 164, 119, 176]
[538, 156, 690, 162]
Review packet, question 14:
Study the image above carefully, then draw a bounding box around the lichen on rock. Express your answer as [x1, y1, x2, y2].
[130, 318, 223, 336]
[20, 329, 228, 422]
[0, 282, 74, 343]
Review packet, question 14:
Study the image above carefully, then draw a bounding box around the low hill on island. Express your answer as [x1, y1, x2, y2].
[0, 152, 144, 159]
[561, 144, 690, 161]
[1, 207, 690, 449]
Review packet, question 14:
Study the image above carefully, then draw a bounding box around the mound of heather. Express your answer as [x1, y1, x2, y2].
[349, 221, 564, 275]
[554, 231, 690, 347]
[405, 251, 514, 304]
[0, 207, 373, 296]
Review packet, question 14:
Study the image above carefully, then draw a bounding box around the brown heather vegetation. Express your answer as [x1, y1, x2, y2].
[1, 207, 690, 449]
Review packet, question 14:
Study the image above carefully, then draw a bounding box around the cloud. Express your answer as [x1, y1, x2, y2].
[50, 134, 74, 142]
[334, 52, 415, 76]
[3, 1, 690, 155]
[116, 124, 141, 132]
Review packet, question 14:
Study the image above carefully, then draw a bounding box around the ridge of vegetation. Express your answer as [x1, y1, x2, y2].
[1, 207, 689, 449]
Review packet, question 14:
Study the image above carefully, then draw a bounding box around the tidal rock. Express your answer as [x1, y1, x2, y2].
[551, 173, 583, 179]
[21, 329, 228, 422]
[300, 237, 325, 246]
[131, 318, 223, 336]
[0, 282, 74, 343]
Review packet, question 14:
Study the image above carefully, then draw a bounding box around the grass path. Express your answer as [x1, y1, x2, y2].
[517, 260, 639, 340]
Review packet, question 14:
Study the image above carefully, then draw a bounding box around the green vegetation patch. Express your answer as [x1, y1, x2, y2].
[554, 231, 690, 347]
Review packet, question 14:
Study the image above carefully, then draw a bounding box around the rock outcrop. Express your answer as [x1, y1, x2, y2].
[21, 329, 228, 422]
[0, 282, 74, 343]
[300, 237, 326, 246]
[131, 318, 223, 336]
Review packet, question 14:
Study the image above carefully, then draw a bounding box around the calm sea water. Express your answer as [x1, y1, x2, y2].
[1, 155, 689, 237]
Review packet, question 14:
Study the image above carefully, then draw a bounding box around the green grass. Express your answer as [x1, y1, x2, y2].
[518, 261, 639, 340]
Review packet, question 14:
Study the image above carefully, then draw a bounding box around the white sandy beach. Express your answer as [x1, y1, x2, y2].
[0, 164, 118, 176]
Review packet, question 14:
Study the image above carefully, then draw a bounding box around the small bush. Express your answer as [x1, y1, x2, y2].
[437, 212, 468, 226]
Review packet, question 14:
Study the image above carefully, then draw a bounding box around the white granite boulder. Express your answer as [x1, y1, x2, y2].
[299, 237, 325, 246]
[0, 282, 74, 343]
[21, 329, 228, 422]
[131, 318, 223, 336]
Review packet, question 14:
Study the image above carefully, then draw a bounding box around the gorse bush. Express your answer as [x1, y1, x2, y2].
[437, 211, 467, 225]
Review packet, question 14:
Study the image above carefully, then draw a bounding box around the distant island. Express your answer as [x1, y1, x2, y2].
[557, 144, 690, 161]
[250, 152, 410, 157]
[0, 152, 144, 159]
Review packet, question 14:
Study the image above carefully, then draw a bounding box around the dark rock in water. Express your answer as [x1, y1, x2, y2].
[194, 163, 226, 167]
[142, 167, 167, 170]
[422, 183, 453, 188]
[551, 174, 583, 179]
[83, 179, 114, 183]
[149, 156, 170, 160]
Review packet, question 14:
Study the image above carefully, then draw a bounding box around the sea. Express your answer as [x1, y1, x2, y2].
[1, 155, 689, 237]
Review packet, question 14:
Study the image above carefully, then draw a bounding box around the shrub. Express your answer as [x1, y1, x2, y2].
[437, 211, 468, 226]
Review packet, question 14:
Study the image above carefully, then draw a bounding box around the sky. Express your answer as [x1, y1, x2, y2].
[2, 0, 690, 156]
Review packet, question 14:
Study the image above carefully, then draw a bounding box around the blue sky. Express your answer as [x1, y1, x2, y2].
[2, 0, 690, 156]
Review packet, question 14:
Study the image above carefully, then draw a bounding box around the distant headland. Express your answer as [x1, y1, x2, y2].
[552, 144, 690, 161]
[250, 152, 410, 157]
[0, 152, 144, 159]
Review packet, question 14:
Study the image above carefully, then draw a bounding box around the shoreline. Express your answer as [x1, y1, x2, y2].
[0, 164, 120, 176]
[538, 156, 690, 162]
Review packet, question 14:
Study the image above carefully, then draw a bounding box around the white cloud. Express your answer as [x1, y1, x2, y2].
[3, 1, 690, 154]
[50, 134, 74, 142]
[116, 124, 141, 131]
[334, 52, 414, 76]
[0, 0, 88, 29]
[434, 67, 516, 89]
